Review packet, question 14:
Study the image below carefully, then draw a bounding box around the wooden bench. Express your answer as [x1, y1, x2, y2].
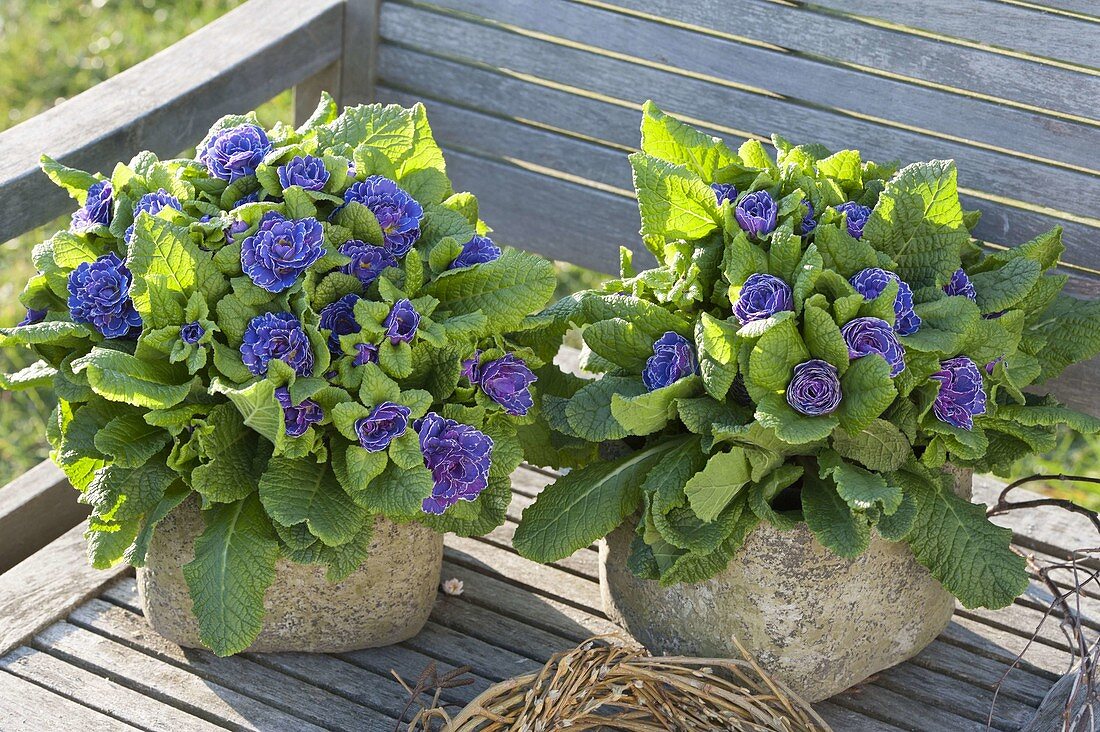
[1, 1, 1098, 729]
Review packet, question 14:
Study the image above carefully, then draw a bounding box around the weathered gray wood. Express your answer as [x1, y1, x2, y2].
[814, 703, 908, 732]
[0, 523, 126, 656]
[410, 0, 1100, 174]
[34, 620, 333, 731]
[809, 0, 1099, 71]
[597, 0, 1098, 120]
[338, 0, 382, 106]
[0, 645, 222, 731]
[1020, 0, 1100, 17]
[376, 8, 1100, 258]
[909, 639, 1051, 706]
[0, 0, 343, 244]
[942, 615, 1072, 678]
[0, 459, 85, 573]
[1023, 668, 1090, 731]
[67, 598, 397, 731]
[976, 475, 1100, 559]
[0, 667, 140, 731]
[294, 61, 342, 127]
[829, 681, 992, 732]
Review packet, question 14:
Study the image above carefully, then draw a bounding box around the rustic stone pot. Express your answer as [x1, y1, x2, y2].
[138, 497, 443, 653]
[600, 468, 972, 702]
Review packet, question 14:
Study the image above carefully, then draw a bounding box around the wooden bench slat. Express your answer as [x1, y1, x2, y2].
[0, 667, 140, 731]
[0, 460, 85, 573]
[0, 645, 222, 732]
[909, 639, 1051, 707]
[828, 681, 993, 732]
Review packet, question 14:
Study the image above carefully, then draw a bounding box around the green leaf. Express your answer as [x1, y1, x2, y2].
[862, 160, 966, 288]
[565, 376, 646, 442]
[1027, 294, 1100, 382]
[831, 419, 910, 471]
[748, 318, 809, 392]
[802, 305, 849, 373]
[191, 404, 269, 504]
[639, 101, 738, 181]
[94, 414, 171, 468]
[40, 155, 100, 201]
[0, 320, 91, 347]
[129, 216, 228, 326]
[583, 318, 654, 370]
[695, 312, 739, 400]
[905, 470, 1028, 609]
[818, 450, 901, 515]
[630, 152, 719, 241]
[970, 257, 1041, 314]
[259, 457, 368, 546]
[513, 438, 685, 563]
[837, 355, 897, 433]
[755, 393, 838, 444]
[814, 223, 879, 278]
[683, 448, 752, 522]
[126, 483, 190, 566]
[71, 347, 191, 409]
[86, 521, 140, 570]
[83, 461, 176, 524]
[426, 249, 555, 335]
[993, 403, 1100, 434]
[610, 375, 701, 436]
[353, 459, 433, 518]
[802, 473, 870, 558]
[183, 495, 279, 656]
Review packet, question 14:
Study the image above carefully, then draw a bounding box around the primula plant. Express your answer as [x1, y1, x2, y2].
[514, 101, 1100, 610]
[0, 96, 555, 655]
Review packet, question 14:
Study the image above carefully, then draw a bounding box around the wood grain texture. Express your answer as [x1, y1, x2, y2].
[0, 524, 126, 657]
[0, 0, 343, 244]
[339, 0, 382, 105]
[0, 459, 85, 573]
[0, 669, 139, 731]
[294, 61, 342, 127]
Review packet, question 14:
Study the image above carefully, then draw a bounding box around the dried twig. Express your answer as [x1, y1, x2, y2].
[392, 661, 475, 732]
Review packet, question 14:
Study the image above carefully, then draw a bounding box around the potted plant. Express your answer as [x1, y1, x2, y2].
[0, 95, 555, 656]
[513, 101, 1100, 700]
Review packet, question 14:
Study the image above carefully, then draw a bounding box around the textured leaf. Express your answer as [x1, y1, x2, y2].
[610, 376, 701, 436]
[831, 419, 909, 472]
[970, 257, 1041, 314]
[837, 355, 897, 434]
[192, 404, 268, 504]
[802, 305, 849, 373]
[683, 448, 752, 522]
[1028, 294, 1100, 382]
[126, 483, 189, 566]
[72, 347, 191, 409]
[748, 318, 809, 392]
[695, 312, 739, 400]
[818, 450, 901, 515]
[566, 376, 646, 442]
[259, 457, 368, 546]
[802, 474, 870, 558]
[754, 393, 837, 444]
[353, 459, 433, 518]
[129, 216, 228, 326]
[639, 101, 738, 181]
[83, 461, 176, 524]
[183, 495, 279, 656]
[427, 249, 555, 335]
[583, 318, 654, 370]
[630, 152, 719, 241]
[94, 414, 171, 468]
[993, 403, 1100, 434]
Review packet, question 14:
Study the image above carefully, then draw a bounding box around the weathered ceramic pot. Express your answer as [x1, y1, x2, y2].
[138, 497, 443, 653]
[600, 467, 972, 702]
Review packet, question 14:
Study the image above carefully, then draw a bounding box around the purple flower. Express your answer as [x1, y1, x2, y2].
[70, 181, 113, 232]
[931, 357, 987, 430]
[240, 312, 314, 376]
[642, 331, 697, 391]
[198, 124, 272, 182]
[849, 268, 922, 336]
[800, 198, 816, 236]
[353, 342, 379, 366]
[233, 190, 260, 206]
[733, 273, 793, 325]
[240, 211, 326, 292]
[415, 412, 493, 515]
[341, 176, 423, 256]
[841, 316, 906, 377]
[355, 401, 411, 452]
[225, 218, 250, 243]
[126, 189, 182, 243]
[985, 355, 1005, 375]
[277, 155, 330, 191]
[17, 308, 47, 327]
[711, 183, 738, 206]
[340, 239, 396, 287]
[786, 359, 842, 417]
[318, 294, 361, 355]
[450, 235, 501, 270]
[275, 387, 324, 437]
[944, 268, 977, 300]
[735, 190, 778, 238]
[461, 350, 482, 384]
[383, 299, 419, 344]
[67, 252, 142, 339]
[478, 354, 537, 416]
[835, 202, 872, 239]
[180, 321, 205, 345]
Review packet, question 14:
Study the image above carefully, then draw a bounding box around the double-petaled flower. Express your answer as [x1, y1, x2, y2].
[786, 359, 842, 416]
[199, 124, 272, 182]
[67, 252, 142, 339]
[450, 235, 501, 269]
[849, 267, 922, 336]
[341, 176, 423, 257]
[275, 387, 324, 437]
[70, 181, 113, 233]
[240, 211, 326, 292]
[240, 312, 314, 376]
[642, 332, 697, 391]
[277, 155, 330, 191]
[931, 357, 987, 430]
[735, 190, 778, 237]
[733, 273, 792, 325]
[383, 299, 419, 344]
[355, 401, 411, 452]
[943, 268, 977, 300]
[835, 202, 872, 239]
[841, 316, 906, 376]
[318, 294, 362, 355]
[416, 411, 493, 515]
[340, 240, 396, 287]
[474, 353, 537, 416]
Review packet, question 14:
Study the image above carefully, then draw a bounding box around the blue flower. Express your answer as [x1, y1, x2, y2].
[355, 401, 411, 452]
[735, 190, 778, 237]
[198, 124, 272, 182]
[240, 312, 314, 376]
[835, 202, 872, 239]
[711, 183, 738, 206]
[787, 359, 842, 416]
[240, 211, 326, 292]
[642, 332, 697, 391]
[318, 294, 361, 355]
[477, 353, 537, 416]
[415, 411, 493, 515]
[275, 387, 324, 437]
[841, 316, 906, 377]
[450, 235, 501, 269]
[180, 321, 205, 345]
[340, 239, 396, 287]
[67, 252, 142, 339]
[225, 218, 250, 243]
[800, 198, 816, 235]
[17, 308, 47, 327]
[931, 357, 986, 430]
[277, 155, 330, 191]
[70, 181, 113, 232]
[849, 268, 922, 336]
[733, 273, 793, 325]
[341, 176, 423, 256]
[461, 349, 482, 384]
[384, 299, 419, 344]
[943, 268, 976, 300]
[126, 189, 182, 243]
[353, 342, 379, 366]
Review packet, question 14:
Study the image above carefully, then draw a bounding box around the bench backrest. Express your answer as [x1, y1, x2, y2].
[367, 0, 1100, 411]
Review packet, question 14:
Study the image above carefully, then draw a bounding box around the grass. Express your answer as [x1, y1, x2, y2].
[1, 2, 1098, 506]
